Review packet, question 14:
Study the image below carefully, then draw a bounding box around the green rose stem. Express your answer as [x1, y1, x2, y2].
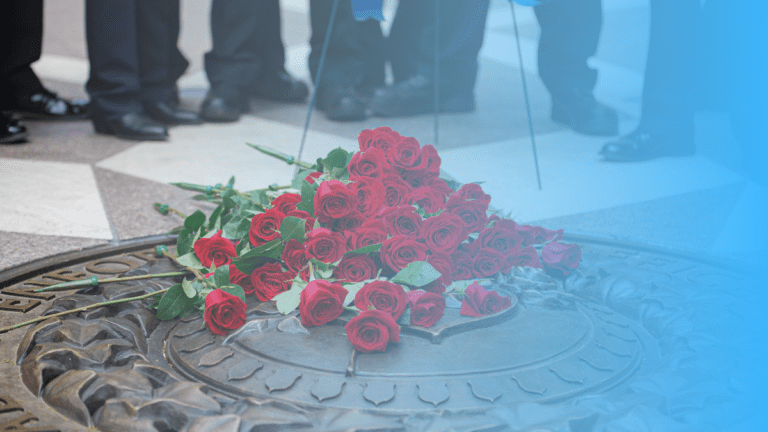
[33, 271, 191, 293]
[156, 246, 215, 290]
[245, 143, 314, 170]
[0, 288, 172, 335]
[169, 182, 292, 204]
[154, 203, 187, 219]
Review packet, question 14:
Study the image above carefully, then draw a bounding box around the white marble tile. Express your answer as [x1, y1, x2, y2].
[96, 117, 359, 191]
[437, 130, 745, 223]
[0, 159, 113, 240]
[32, 54, 89, 85]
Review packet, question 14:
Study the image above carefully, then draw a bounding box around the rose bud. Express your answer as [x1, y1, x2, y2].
[228, 265, 255, 294]
[193, 230, 237, 268]
[304, 228, 347, 263]
[299, 280, 348, 327]
[333, 255, 377, 283]
[380, 235, 428, 272]
[541, 241, 581, 278]
[408, 290, 446, 328]
[249, 262, 295, 301]
[459, 282, 512, 317]
[507, 245, 542, 269]
[204, 289, 247, 335]
[313, 179, 358, 224]
[420, 212, 468, 254]
[345, 309, 401, 353]
[358, 126, 402, 156]
[348, 147, 391, 180]
[516, 224, 564, 247]
[249, 208, 285, 246]
[354, 280, 408, 320]
[270, 193, 301, 214]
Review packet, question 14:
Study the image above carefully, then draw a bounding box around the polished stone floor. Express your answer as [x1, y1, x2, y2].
[0, 0, 764, 272]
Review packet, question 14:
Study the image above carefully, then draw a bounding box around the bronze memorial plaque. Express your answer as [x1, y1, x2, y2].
[0, 235, 758, 431]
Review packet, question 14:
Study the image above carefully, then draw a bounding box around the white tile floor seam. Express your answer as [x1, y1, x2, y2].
[0, 159, 113, 240]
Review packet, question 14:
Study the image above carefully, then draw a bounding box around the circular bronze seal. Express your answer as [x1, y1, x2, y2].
[0, 235, 759, 431]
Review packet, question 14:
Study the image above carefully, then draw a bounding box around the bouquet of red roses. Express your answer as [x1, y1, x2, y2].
[155, 127, 582, 353]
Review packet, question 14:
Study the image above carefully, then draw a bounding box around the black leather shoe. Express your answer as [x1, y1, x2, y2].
[8, 89, 89, 120]
[0, 114, 27, 144]
[144, 101, 202, 125]
[92, 113, 168, 141]
[551, 90, 618, 136]
[254, 71, 309, 103]
[316, 85, 368, 122]
[369, 75, 475, 117]
[200, 92, 246, 123]
[599, 130, 695, 162]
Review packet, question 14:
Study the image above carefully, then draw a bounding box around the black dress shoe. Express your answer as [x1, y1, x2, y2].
[369, 75, 475, 118]
[0, 114, 27, 144]
[254, 71, 309, 103]
[316, 85, 368, 122]
[200, 91, 246, 123]
[144, 101, 202, 125]
[599, 130, 695, 162]
[551, 90, 618, 136]
[8, 89, 89, 120]
[92, 113, 168, 141]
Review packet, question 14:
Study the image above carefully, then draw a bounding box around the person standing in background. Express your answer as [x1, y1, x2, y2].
[1, 0, 88, 144]
[200, 0, 309, 123]
[85, 0, 201, 141]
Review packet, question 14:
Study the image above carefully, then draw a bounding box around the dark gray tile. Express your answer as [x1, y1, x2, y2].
[0, 232, 107, 272]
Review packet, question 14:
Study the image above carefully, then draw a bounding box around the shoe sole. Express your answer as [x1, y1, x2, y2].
[93, 123, 168, 142]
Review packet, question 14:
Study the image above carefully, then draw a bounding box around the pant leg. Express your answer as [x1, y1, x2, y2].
[254, 0, 287, 75]
[136, 0, 182, 104]
[85, 0, 143, 121]
[639, 0, 699, 138]
[204, 0, 263, 97]
[390, 0, 490, 97]
[309, 0, 384, 89]
[535, 0, 602, 99]
[0, 0, 45, 108]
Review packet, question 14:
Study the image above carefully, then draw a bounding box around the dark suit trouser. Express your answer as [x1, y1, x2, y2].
[309, 0, 385, 90]
[204, 0, 286, 97]
[0, 0, 46, 109]
[86, 0, 186, 121]
[387, 0, 490, 98]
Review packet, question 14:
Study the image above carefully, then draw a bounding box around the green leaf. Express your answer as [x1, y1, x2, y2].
[207, 205, 224, 231]
[219, 284, 245, 302]
[251, 190, 270, 207]
[391, 261, 442, 287]
[214, 265, 230, 287]
[292, 169, 314, 190]
[280, 216, 306, 243]
[222, 216, 250, 239]
[397, 308, 411, 326]
[236, 240, 251, 255]
[156, 284, 196, 320]
[181, 279, 197, 298]
[233, 240, 284, 274]
[345, 243, 382, 255]
[342, 281, 367, 306]
[443, 178, 462, 191]
[184, 210, 206, 231]
[227, 176, 236, 187]
[321, 148, 349, 172]
[176, 252, 204, 270]
[330, 166, 349, 180]
[296, 180, 316, 216]
[176, 228, 195, 256]
[272, 281, 305, 315]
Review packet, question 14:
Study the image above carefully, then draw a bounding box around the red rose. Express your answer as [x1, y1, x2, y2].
[423, 252, 453, 294]
[299, 280, 348, 326]
[249, 208, 285, 246]
[541, 242, 581, 277]
[354, 280, 407, 319]
[427, 177, 453, 198]
[459, 282, 512, 317]
[348, 219, 388, 250]
[420, 145, 441, 175]
[204, 289, 247, 335]
[305, 171, 322, 184]
[478, 226, 524, 255]
[517, 225, 564, 247]
[381, 205, 422, 238]
[407, 290, 446, 327]
[400, 169, 434, 189]
[420, 213, 468, 254]
[494, 218, 518, 233]
[358, 126, 402, 156]
[333, 255, 377, 283]
[271, 193, 301, 214]
[447, 200, 488, 233]
[304, 228, 347, 263]
[450, 250, 475, 281]
[228, 265, 255, 294]
[193, 230, 237, 268]
[389, 136, 427, 171]
[407, 186, 446, 214]
[448, 183, 491, 207]
[313, 180, 357, 224]
[380, 235, 429, 272]
[281, 239, 308, 273]
[345, 309, 400, 353]
[249, 262, 295, 301]
[472, 247, 511, 277]
[329, 211, 366, 233]
[382, 174, 413, 208]
[348, 147, 391, 180]
[507, 245, 542, 269]
[347, 177, 385, 217]
[285, 209, 316, 232]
